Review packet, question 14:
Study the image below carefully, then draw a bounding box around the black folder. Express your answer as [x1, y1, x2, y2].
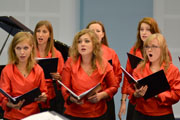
[0, 87, 41, 108]
[0, 65, 5, 75]
[127, 53, 143, 69]
[121, 66, 170, 99]
[36, 58, 58, 79]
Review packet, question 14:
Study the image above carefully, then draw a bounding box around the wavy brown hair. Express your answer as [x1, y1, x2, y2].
[8, 32, 36, 73]
[69, 29, 102, 70]
[33, 20, 55, 57]
[134, 17, 160, 55]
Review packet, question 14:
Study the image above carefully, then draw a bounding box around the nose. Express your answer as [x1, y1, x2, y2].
[20, 49, 25, 54]
[81, 40, 86, 45]
[38, 31, 43, 36]
[142, 30, 146, 34]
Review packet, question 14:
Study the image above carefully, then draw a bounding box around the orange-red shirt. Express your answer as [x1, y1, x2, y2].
[121, 46, 143, 94]
[61, 57, 118, 118]
[36, 47, 64, 100]
[0, 64, 47, 120]
[121, 46, 172, 95]
[129, 62, 180, 116]
[101, 44, 122, 85]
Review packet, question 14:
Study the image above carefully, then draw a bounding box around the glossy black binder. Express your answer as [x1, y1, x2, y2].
[0, 87, 41, 108]
[127, 52, 143, 69]
[36, 58, 58, 79]
[121, 66, 170, 99]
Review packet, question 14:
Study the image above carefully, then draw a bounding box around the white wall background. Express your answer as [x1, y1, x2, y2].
[0, 0, 80, 64]
[154, 0, 180, 118]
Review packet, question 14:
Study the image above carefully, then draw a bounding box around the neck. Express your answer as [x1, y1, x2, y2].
[16, 62, 27, 74]
[150, 61, 161, 72]
[38, 44, 46, 57]
[81, 55, 92, 65]
[17, 62, 29, 77]
[38, 44, 46, 51]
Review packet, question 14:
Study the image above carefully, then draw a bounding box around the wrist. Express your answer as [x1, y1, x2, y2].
[120, 98, 126, 102]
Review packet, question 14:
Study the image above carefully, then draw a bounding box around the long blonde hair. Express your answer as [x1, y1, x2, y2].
[69, 29, 102, 70]
[8, 32, 36, 73]
[139, 33, 170, 72]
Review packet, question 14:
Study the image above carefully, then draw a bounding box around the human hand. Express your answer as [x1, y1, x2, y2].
[87, 92, 103, 103]
[35, 92, 47, 102]
[133, 85, 148, 98]
[50, 72, 62, 81]
[6, 99, 25, 110]
[69, 95, 84, 105]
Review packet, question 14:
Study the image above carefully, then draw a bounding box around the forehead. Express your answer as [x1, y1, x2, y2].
[148, 38, 159, 45]
[89, 23, 102, 29]
[37, 25, 48, 30]
[16, 39, 31, 46]
[140, 22, 150, 28]
[79, 33, 91, 39]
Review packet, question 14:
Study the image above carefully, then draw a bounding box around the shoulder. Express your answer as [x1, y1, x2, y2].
[102, 45, 118, 57]
[167, 63, 179, 73]
[129, 46, 136, 53]
[64, 57, 74, 68]
[1, 64, 13, 75]
[102, 45, 115, 53]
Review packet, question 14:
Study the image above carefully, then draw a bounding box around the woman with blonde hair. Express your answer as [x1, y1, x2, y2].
[130, 33, 180, 120]
[61, 29, 118, 120]
[0, 32, 47, 120]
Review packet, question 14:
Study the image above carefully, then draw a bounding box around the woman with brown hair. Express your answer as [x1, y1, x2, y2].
[33, 20, 64, 114]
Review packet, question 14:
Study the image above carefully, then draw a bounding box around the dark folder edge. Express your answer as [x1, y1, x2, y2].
[127, 52, 143, 69]
[37, 57, 58, 79]
[0, 65, 6, 75]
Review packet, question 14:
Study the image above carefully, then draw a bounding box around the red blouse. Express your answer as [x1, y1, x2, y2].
[101, 44, 122, 85]
[0, 64, 47, 120]
[129, 62, 180, 116]
[61, 57, 118, 118]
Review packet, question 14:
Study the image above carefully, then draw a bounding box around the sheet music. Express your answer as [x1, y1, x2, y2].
[22, 111, 68, 120]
